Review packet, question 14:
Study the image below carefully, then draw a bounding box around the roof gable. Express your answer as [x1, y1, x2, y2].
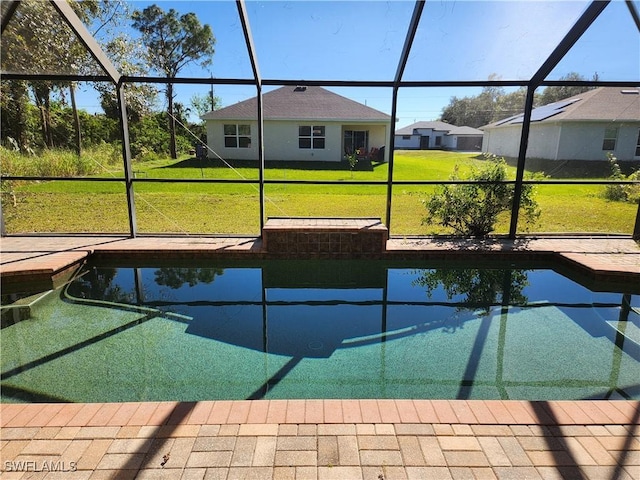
[202, 86, 390, 122]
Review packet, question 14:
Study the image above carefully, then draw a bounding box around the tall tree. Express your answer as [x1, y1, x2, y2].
[538, 72, 599, 105]
[440, 75, 507, 128]
[1, 0, 125, 153]
[132, 5, 215, 159]
[95, 34, 159, 122]
[190, 91, 222, 119]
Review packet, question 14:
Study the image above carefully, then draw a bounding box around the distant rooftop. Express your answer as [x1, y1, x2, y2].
[395, 121, 482, 136]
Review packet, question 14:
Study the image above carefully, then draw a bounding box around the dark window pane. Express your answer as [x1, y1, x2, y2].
[602, 139, 616, 151]
[239, 136, 251, 148]
[604, 126, 618, 138]
[299, 126, 311, 136]
[224, 124, 236, 135]
[299, 138, 311, 149]
[225, 137, 237, 148]
[313, 126, 325, 136]
[313, 138, 325, 149]
[239, 124, 251, 135]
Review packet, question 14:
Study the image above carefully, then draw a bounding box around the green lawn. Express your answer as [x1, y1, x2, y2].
[2, 151, 637, 235]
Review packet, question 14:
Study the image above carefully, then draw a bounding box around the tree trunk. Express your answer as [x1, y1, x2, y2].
[69, 83, 82, 156]
[167, 82, 177, 159]
[9, 81, 28, 152]
[43, 91, 54, 148]
[32, 82, 54, 148]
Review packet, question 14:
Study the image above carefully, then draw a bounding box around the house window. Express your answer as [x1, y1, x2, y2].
[435, 136, 442, 147]
[602, 126, 618, 151]
[635, 130, 640, 157]
[299, 125, 325, 149]
[224, 124, 251, 148]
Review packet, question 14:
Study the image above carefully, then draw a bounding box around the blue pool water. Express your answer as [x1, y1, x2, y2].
[1, 260, 639, 403]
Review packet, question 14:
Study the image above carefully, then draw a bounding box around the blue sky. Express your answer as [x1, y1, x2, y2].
[76, 0, 639, 128]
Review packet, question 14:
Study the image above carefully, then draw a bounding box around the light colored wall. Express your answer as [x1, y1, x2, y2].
[482, 124, 523, 157]
[265, 121, 342, 162]
[442, 135, 456, 149]
[526, 124, 561, 159]
[394, 135, 420, 149]
[206, 120, 389, 162]
[483, 121, 640, 161]
[557, 122, 640, 161]
[205, 120, 258, 160]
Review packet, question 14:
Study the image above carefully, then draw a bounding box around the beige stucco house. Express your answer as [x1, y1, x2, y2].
[481, 87, 640, 162]
[201, 86, 391, 163]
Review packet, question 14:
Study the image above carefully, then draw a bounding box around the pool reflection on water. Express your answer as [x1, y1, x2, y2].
[1, 260, 639, 403]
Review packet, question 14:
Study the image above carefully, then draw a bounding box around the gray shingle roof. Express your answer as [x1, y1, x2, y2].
[483, 87, 640, 128]
[202, 86, 390, 122]
[445, 126, 484, 136]
[395, 121, 455, 135]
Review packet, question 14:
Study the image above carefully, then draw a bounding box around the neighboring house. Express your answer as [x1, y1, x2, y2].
[481, 87, 640, 161]
[394, 121, 484, 151]
[201, 86, 390, 163]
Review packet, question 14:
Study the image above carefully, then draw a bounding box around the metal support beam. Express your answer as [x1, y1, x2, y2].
[508, 87, 536, 238]
[509, 0, 609, 238]
[1, 1, 19, 35]
[236, 0, 265, 232]
[626, 0, 640, 31]
[633, 201, 640, 240]
[49, 0, 121, 84]
[385, 87, 399, 233]
[116, 85, 137, 237]
[530, 0, 609, 86]
[386, 0, 425, 235]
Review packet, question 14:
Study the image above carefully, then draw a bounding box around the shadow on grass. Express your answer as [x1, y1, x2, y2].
[159, 157, 382, 172]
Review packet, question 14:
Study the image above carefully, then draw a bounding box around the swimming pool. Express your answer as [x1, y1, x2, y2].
[1, 259, 638, 403]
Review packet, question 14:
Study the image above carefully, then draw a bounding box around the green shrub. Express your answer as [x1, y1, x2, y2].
[603, 153, 640, 203]
[422, 156, 541, 237]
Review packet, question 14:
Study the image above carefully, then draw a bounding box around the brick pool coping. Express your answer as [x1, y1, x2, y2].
[1, 234, 639, 293]
[1, 400, 639, 478]
[1, 234, 639, 477]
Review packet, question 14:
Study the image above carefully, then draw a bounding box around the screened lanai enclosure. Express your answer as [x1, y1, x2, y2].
[1, 0, 639, 238]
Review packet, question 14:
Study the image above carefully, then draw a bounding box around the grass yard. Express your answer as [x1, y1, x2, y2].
[2, 150, 637, 236]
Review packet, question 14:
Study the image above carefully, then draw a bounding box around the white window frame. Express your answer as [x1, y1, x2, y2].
[299, 125, 326, 149]
[602, 126, 618, 151]
[224, 124, 251, 148]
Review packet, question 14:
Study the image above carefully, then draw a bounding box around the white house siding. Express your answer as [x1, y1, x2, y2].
[442, 135, 456, 150]
[556, 122, 639, 161]
[613, 124, 640, 161]
[526, 123, 562, 160]
[414, 128, 446, 148]
[206, 120, 388, 162]
[483, 121, 640, 161]
[394, 135, 420, 149]
[482, 125, 523, 157]
[265, 121, 342, 162]
[205, 120, 258, 160]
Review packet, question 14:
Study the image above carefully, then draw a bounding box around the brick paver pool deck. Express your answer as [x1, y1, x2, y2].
[1, 234, 639, 479]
